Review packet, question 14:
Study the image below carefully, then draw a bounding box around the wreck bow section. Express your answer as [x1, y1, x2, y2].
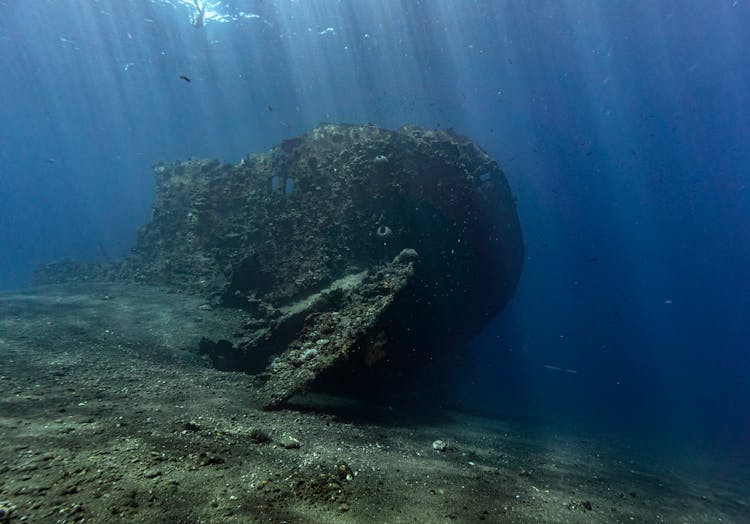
[118, 124, 523, 406]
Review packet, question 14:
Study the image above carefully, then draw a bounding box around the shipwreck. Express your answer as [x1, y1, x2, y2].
[35, 124, 523, 408]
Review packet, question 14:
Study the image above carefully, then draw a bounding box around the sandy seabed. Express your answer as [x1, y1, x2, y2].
[0, 283, 747, 523]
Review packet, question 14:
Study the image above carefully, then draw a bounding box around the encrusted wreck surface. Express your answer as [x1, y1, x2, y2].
[35, 124, 523, 407]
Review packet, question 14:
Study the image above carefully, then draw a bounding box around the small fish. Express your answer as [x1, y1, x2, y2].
[587, 257, 599, 263]
[45, 158, 57, 164]
[267, 105, 273, 112]
[179, 75, 191, 82]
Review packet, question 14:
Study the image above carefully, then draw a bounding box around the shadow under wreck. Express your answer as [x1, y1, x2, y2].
[35, 124, 524, 408]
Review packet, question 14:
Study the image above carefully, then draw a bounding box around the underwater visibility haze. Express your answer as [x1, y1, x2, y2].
[1, 0, 750, 522]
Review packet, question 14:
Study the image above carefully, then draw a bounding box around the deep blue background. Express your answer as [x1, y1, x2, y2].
[1, 1, 749, 459]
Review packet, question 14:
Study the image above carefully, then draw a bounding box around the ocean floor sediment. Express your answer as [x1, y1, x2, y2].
[0, 283, 747, 523]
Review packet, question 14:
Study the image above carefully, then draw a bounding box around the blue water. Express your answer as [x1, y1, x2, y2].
[1, 0, 748, 461]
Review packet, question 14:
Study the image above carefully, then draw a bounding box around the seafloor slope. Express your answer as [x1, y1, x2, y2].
[0, 283, 748, 523]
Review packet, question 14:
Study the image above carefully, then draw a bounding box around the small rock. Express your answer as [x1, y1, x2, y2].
[566, 498, 594, 512]
[249, 428, 272, 444]
[279, 436, 301, 449]
[59, 484, 79, 495]
[0, 501, 16, 522]
[432, 440, 448, 452]
[66, 503, 85, 518]
[183, 421, 201, 432]
[144, 468, 162, 479]
[337, 463, 354, 481]
[198, 453, 225, 466]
